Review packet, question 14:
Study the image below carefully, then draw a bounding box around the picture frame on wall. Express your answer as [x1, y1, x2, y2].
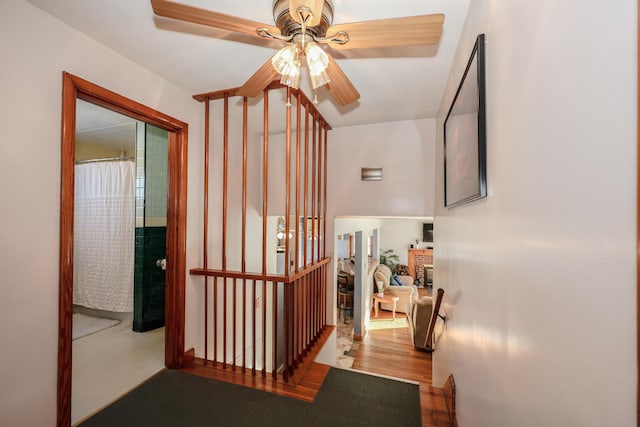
[444, 33, 487, 208]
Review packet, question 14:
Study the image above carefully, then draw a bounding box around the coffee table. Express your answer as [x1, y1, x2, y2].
[372, 293, 400, 320]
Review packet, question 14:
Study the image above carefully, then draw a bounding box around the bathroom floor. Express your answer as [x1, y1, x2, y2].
[71, 319, 165, 425]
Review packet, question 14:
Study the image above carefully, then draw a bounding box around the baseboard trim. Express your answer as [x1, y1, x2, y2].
[183, 348, 195, 365]
[443, 374, 458, 427]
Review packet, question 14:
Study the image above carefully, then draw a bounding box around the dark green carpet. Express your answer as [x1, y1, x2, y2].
[79, 368, 421, 427]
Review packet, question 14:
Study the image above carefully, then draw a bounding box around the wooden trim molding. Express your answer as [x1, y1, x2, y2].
[57, 72, 188, 426]
[443, 374, 458, 427]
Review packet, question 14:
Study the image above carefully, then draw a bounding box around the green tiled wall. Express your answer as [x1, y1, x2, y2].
[133, 123, 168, 332]
[134, 226, 166, 332]
[145, 125, 168, 226]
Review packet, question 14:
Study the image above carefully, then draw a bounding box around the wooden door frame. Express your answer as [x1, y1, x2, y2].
[57, 72, 188, 426]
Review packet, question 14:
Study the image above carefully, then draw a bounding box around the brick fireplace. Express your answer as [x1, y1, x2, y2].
[408, 248, 433, 283]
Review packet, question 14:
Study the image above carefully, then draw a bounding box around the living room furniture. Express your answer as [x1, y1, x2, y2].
[373, 264, 417, 314]
[407, 288, 445, 351]
[337, 272, 354, 312]
[373, 293, 400, 319]
[406, 296, 433, 350]
[337, 259, 355, 284]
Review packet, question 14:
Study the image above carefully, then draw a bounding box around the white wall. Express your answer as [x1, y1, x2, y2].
[433, 1, 637, 426]
[329, 119, 436, 217]
[322, 119, 436, 315]
[315, 120, 437, 365]
[0, 1, 203, 425]
[378, 218, 430, 265]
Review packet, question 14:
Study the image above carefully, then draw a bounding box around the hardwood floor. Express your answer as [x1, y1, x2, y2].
[182, 359, 331, 403]
[352, 308, 452, 427]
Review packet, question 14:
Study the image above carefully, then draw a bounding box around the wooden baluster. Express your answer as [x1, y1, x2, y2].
[243, 280, 248, 374]
[222, 92, 229, 369]
[315, 118, 321, 263]
[213, 277, 218, 366]
[272, 281, 278, 380]
[291, 279, 297, 370]
[223, 278, 227, 368]
[298, 277, 303, 363]
[284, 281, 290, 382]
[252, 279, 256, 376]
[314, 269, 319, 342]
[294, 96, 302, 365]
[262, 280, 267, 378]
[323, 127, 328, 260]
[289, 282, 295, 375]
[232, 278, 236, 371]
[311, 114, 316, 264]
[322, 264, 327, 326]
[260, 89, 269, 377]
[295, 93, 301, 273]
[301, 272, 307, 357]
[307, 272, 312, 352]
[240, 96, 248, 373]
[303, 108, 309, 268]
[203, 97, 210, 364]
[285, 87, 292, 276]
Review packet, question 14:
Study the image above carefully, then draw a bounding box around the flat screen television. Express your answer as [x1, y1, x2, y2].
[422, 223, 433, 244]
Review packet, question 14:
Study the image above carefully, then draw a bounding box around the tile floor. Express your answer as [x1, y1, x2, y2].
[71, 319, 165, 425]
[336, 310, 358, 368]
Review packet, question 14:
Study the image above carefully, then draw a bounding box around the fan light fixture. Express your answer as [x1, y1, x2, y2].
[306, 42, 330, 89]
[272, 39, 330, 92]
[272, 44, 302, 89]
[271, 3, 330, 95]
[151, 0, 446, 107]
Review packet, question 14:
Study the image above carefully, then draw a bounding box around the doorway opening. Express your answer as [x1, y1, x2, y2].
[71, 101, 170, 423]
[58, 72, 188, 426]
[333, 216, 435, 374]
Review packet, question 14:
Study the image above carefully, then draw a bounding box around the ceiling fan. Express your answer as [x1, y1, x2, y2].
[151, 0, 445, 106]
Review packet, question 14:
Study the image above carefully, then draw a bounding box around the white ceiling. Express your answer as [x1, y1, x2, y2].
[76, 100, 138, 152]
[28, 0, 470, 129]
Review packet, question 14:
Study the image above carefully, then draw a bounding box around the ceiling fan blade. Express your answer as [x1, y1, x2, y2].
[151, 0, 279, 38]
[288, 0, 324, 27]
[328, 14, 445, 50]
[325, 55, 360, 106]
[236, 58, 280, 97]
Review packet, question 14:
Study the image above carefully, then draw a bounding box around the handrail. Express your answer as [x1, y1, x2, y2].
[190, 257, 331, 284]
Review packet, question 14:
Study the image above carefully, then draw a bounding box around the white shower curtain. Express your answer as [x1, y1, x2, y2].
[73, 160, 135, 312]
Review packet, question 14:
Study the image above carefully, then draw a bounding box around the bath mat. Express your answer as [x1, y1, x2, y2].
[73, 313, 120, 340]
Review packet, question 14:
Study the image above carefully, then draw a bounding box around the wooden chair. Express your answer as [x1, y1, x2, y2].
[337, 272, 353, 311]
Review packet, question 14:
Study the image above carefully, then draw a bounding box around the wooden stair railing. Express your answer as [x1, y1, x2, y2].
[191, 83, 332, 383]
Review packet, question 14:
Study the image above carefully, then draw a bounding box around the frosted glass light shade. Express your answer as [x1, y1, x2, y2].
[272, 44, 301, 89]
[305, 42, 331, 89]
